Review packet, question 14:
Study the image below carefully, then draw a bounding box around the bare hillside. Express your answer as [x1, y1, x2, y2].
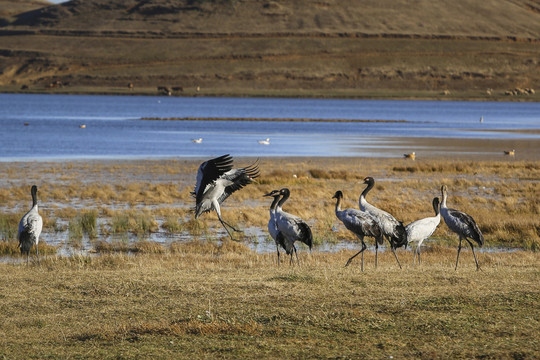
[1, 0, 539, 98]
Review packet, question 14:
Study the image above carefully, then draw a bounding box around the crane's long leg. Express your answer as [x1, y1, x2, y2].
[214, 204, 240, 240]
[390, 245, 402, 269]
[294, 245, 300, 265]
[36, 242, 40, 265]
[375, 241, 379, 268]
[455, 236, 463, 270]
[418, 246, 422, 265]
[276, 245, 281, 265]
[345, 241, 367, 271]
[466, 239, 481, 271]
[413, 245, 418, 264]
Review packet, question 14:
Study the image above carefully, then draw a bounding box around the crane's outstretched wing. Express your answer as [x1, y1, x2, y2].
[193, 154, 234, 203]
[217, 160, 260, 205]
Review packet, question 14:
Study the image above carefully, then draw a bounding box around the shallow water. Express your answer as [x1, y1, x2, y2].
[1, 94, 539, 160]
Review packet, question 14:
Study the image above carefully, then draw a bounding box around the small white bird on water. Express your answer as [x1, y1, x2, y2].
[405, 197, 441, 264]
[192, 154, 259, 239]
[258, 138, 270, 145]
[18, 185, 43, 264]
[191, 138, 203, 143]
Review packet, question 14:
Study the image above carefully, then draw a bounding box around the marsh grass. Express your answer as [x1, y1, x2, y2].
[0, 158, 538, 254]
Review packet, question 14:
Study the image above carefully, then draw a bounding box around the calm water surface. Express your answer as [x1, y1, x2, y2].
[1, 94, 539, 160]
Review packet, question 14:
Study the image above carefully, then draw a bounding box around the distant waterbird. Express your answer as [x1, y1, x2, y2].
[191, 138, 203, 143]
[503, 149, 515, 156]
[264, 189, 292, 265]
[192, 154, 259, 240]
[18, 185, 43, 264]
[440, 185, 484, 270]
[274, 188, 313, 265]
[403, 152, 416, 160]
[332, 190, 383, 271]
[258, 138, 270, 145]
[359, 177, 408, 268]
[405, 197, 441, 264]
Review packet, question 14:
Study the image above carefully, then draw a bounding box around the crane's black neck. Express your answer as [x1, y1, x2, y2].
[31, 186, 38, 207]
[432, 198, 440, 216]
[361, 178, 374, 199]
[270, 195, 280, 211]
[277, 189, 290, 208]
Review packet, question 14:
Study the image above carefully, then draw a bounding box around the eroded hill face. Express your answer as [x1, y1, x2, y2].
[1, 0, 540, 98]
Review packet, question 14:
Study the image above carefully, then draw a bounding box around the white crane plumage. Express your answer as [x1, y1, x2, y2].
[18, 185, 43, 264]
[405, 197, 441, 264]
[440, 185, 484, 270]
[332, 191, 383, 271]
[264, 190, 293, 264]
[359, 177, 408, 268]
[274, 188, 313, 265]
[193, 154, 259, 239]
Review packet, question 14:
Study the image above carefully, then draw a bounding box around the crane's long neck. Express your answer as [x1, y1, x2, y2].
[433, 199, 440, 216]
[270, 195, 280, 212]
[440, 190, 448, 209]
[334, 196, 343, 213]
[361, 181, 373, 200]
[31, 187, 38, 209]
[277, 191, 289, 210]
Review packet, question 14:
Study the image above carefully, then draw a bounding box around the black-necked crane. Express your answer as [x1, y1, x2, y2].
[359, 177, 408, 269]
[193, 154, 259, 240]
[332, 190, 383, 271]
[18, 185, 43, 264]
[405, 197, 441, 264]
[264, 189, 292, 264]
[440, 185, 484, 270]
[274, 188, 313, 265]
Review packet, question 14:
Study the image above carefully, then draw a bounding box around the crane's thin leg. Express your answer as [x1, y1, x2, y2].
[294, 246, 300, 265]
[413, 245, 418, 264]
[345, 241, 367, 270]
[455, 237, 463, 270]
[276, 246, 281, 265]
[390, 246, 402, 269]
[417, 246, 421, 265]
[466, 239, 481, 271]
[219, 219, 235, 240]
[375, 241, 379, 268]
[36, 243, 40, 265]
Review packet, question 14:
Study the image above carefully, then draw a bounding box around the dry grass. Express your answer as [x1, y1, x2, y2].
[0, 250, 538, 359]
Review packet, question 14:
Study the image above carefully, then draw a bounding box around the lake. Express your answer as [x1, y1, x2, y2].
[0, 94, 539, 160]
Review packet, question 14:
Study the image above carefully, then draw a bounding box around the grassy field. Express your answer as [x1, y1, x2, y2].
[0, 157, 538, 358]
[0, 247, 538, 359]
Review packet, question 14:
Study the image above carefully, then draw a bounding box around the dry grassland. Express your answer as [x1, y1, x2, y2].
[0, 157, 538, 358]
[0, 248, 538, 359]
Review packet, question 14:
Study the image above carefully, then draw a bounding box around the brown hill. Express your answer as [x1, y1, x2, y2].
[1, 0, 540, 99]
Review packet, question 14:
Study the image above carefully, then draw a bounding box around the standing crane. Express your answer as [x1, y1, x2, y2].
[359, 177, 407, 268]
[193, 154, 259, 240]
[274, 188, 313, 265]
[264, 189, 292, 264]
[332, 190, 383, 271]
[405, 197, 441, 264]
[440, 185, 484, 270]
[18, 185, 43, 264]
